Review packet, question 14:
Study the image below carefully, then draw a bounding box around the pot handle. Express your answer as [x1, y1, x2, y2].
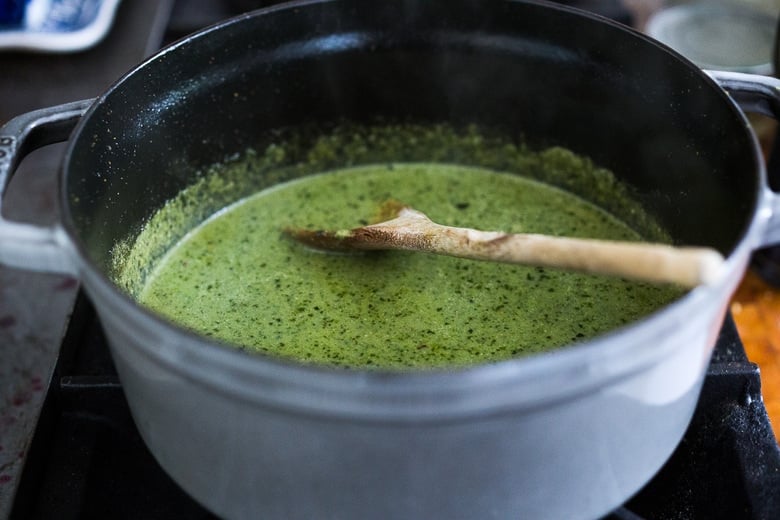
[706, 70, 780, 119]
[707, 70, 780, 247]
[0, 99, 93, 275]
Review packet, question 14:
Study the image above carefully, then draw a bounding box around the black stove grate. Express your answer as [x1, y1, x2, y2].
[9, 292, 217, 520]
[621, 321, 780, 519]
[9, 291, 780, 520]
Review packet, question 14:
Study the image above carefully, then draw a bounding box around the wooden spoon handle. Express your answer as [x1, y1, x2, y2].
[431, 230, 723, 287]
[382, 209, 724, 288]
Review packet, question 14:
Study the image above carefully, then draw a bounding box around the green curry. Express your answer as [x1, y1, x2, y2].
[134, 162, 682, 369]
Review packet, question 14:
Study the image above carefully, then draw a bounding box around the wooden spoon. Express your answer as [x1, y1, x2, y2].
[285, 201, 725, 288]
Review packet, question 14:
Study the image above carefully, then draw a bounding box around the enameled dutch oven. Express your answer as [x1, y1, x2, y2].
[2, 1, 780, 519]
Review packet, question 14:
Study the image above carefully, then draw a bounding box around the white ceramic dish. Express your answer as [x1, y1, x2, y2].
[0, 0, 121, 53]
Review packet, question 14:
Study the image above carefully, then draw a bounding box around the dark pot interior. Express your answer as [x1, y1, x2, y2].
[63, 0, 760, 277]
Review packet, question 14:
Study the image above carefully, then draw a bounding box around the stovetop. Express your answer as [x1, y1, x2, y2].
[9, 291, 780, 520]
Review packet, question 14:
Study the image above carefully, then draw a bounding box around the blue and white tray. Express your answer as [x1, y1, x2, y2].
[0, 0, 121, 53]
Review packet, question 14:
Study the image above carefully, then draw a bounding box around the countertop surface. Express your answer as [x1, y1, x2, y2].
[0, 1, 173, 516]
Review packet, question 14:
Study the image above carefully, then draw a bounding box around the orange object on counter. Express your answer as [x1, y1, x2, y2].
[731, 269, 780, 443]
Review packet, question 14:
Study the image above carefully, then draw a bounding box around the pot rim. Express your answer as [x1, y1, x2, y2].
[60, 0, 768, 421]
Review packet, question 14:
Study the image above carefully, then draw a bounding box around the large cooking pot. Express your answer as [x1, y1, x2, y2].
[2, 1, 780, 519]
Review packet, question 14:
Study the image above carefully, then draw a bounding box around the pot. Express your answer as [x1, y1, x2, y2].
[2, 1, 779, 519]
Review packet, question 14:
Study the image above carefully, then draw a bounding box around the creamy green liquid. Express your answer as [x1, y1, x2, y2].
[138, 163, 682, 369]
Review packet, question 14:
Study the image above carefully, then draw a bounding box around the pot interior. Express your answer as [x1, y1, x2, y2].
[64, 0, 759, 290]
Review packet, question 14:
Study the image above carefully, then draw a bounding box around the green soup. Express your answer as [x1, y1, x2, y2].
[136, 162, 682, 369]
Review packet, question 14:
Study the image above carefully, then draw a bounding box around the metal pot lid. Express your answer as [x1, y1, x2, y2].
[646, 1, 777, 75]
